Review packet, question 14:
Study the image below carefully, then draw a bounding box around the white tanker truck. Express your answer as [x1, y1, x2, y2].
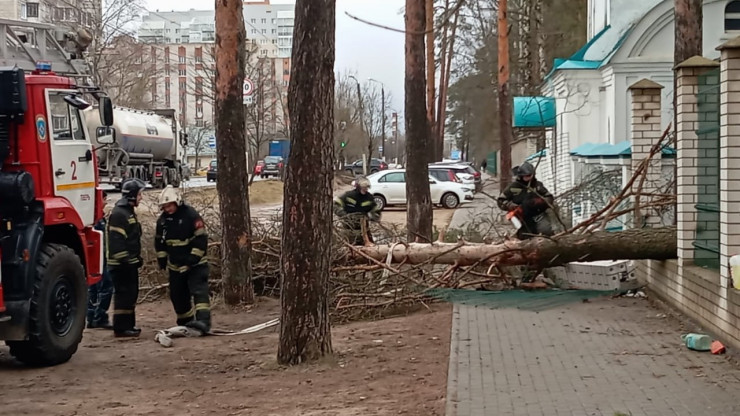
[86, 107, 189, 189]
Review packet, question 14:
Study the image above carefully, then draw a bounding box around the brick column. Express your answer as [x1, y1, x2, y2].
[718, 38, 740, 286]
[628, 79, 663, 228]
[674, 57, 720, 266]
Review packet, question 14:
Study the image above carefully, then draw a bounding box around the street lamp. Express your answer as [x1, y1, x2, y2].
[368, 78, 386, 160]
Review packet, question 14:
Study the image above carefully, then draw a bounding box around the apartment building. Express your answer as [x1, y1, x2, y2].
[137, 1, 294, 136]
[0, 0, 100, 29]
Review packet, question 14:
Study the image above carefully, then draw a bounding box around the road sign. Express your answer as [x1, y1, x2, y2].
[378, 145, 383, 153]
[243, 79, 254, 104]
[450, 149, 461, 160]
[208, 135, 216, 149]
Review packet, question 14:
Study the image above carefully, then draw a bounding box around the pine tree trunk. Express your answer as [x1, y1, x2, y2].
[405, 0, 433, 243]
[356, 227, 677, 268]
[215, 0, 254, 305]
[277, 0, 335, 365]
[425, 0, 437, 161]
[498, 0, 513, 192]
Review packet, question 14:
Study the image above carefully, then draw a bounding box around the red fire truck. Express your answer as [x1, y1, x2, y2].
[0, 19, 112, 365]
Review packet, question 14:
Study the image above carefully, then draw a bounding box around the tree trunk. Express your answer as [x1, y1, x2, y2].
[278, 0, 335, 365]
[436, 4, 460, 159]
[425, 0, 437, 161]
[215, 0, 254, 305]
[356, 227, 677, 268]
[498, 0, 513, 192]
[405, 0, 433, 243]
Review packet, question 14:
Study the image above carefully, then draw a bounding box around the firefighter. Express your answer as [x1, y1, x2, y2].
[334, 177, 381, 245]
[497, 161, 555, 240]
[107, 178, 146, 337]
[155, 186, 211, 335]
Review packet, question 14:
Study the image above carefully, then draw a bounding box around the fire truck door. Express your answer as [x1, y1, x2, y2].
[46, 90, 96, 226]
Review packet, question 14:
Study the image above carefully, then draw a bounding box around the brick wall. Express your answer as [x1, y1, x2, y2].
[635, 42, 740, 350]
[628, 79, 664, 228]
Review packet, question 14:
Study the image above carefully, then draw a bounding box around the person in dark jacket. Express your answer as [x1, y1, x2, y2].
[497, 161, 555, 240]
[107, 178, 146, 337]
[87, 216, 114, 329]
[334, 177, 381, 245]
[155, 186, 211, 334]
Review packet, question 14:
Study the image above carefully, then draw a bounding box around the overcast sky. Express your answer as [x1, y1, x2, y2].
[144, 0, 405, 112]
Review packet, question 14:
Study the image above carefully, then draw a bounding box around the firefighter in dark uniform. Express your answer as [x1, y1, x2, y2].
[107, 178, 146, 337]
[155, 186, 211, 334]
[497, 161, 555, 240]
[334, 177, 381, 245]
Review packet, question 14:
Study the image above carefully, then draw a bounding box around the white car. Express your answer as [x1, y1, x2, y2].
[366, 169, 475, 211]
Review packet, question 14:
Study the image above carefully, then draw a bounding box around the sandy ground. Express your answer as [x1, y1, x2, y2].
[377, 207, 455, 230]
[0, 300, 451, 416]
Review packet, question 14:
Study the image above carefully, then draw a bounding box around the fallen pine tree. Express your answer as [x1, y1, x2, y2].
[352, 226, 677, 268]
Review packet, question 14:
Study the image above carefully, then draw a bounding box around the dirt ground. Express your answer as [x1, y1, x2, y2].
[0, 300, 452, 416]
[378, 207, 455, 230]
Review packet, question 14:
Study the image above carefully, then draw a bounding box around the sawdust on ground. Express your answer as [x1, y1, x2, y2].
[0, 299, 452, 416]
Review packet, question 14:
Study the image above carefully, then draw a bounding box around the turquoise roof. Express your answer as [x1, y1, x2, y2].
[513, 96, 557, 128]
[525, 149, 547, 162]
[569, 141, 676, 158]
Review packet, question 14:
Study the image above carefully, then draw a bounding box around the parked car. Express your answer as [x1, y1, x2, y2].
[430, 161, 482, 192]
[206, 159, 218, 182]
[428, 164, 476, 190]
[345, 158, 389, 175]
[261, 156, 284, 178]
[366, 169, 474, 211]
[254, 160, 265, 175]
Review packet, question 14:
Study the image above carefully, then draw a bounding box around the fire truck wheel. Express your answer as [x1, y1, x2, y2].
[7, 243, 87, 366]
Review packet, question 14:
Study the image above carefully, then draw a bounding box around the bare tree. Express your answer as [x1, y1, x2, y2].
[406, 0, 434, 243]
[215, 0, 254, 305]
[278, 0, 335, 365]
[186, 122, 214, 170]
[95, 34, 157, 108]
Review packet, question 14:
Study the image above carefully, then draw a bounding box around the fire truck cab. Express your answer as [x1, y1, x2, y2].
[0, 61, 113, 366]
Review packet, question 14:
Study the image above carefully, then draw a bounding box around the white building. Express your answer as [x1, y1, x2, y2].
[137, 1, 295, 133]
[534, 0, 732, 221]
[0, 0, 99, 28]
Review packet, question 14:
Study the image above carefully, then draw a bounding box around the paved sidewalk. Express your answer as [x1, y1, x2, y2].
[445, 298, 740, 415]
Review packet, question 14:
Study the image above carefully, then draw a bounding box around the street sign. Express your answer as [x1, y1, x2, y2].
[378, 145, 383, 153]
[208, 135, 216, 149]
[450, 149, 461, 160]
[243, 79, 254, 104]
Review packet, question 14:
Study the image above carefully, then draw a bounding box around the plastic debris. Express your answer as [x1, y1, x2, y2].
[711, 340, 726, 355]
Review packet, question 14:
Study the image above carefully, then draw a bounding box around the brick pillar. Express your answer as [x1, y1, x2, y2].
[674, 57, 720, 267]
[628, 79, 664, 228]
[718, 38, 740, 286]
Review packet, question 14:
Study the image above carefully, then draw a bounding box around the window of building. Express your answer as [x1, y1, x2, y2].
[179, 56, 186, 63]
[196, 120, 204, 127]
[261, 49, 267, 56]
[272, 29, 276, 34]
[164, 47, 170, 63]
[27, 2, 39, 18]
[252, 29, 257, 34]
[272, 39, 277, 44]
[272, 19, 276, 24]
[180, 81, 187, 90]
[251, 18, 256, 23]
[178, 69, 186, 76]
[726, 1, 740, 31]
[261, 18, 266, 23]
[262, 29, 266, 34]
[260, 39, 267, 44]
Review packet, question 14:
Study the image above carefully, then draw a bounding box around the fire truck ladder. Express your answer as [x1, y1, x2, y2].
[0, 18, 90, 77]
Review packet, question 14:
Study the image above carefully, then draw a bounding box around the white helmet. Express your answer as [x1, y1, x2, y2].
[355, 177, 371, 190]
[158, 185, 181, 207]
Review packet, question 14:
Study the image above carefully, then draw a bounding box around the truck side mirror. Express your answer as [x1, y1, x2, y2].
[96, 126, 115, 144]
[99, 96, 113, 127]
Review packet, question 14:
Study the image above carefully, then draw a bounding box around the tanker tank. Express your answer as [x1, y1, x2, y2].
[86, 106, 177, 160]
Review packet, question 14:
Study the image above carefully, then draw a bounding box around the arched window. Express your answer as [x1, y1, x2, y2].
[726, 1, 740, 31]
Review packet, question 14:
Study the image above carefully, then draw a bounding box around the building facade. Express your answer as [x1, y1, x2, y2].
[0, 0, 99, 29]
[137, 1, 294, 151]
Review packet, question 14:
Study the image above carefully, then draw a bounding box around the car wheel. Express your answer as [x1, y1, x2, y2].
[441, 192, 460, 209]
[373, 194, 387, 211]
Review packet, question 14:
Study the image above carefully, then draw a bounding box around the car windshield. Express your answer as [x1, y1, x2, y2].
[265, 156, 281, 163]
[210, 160, 217, 167]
